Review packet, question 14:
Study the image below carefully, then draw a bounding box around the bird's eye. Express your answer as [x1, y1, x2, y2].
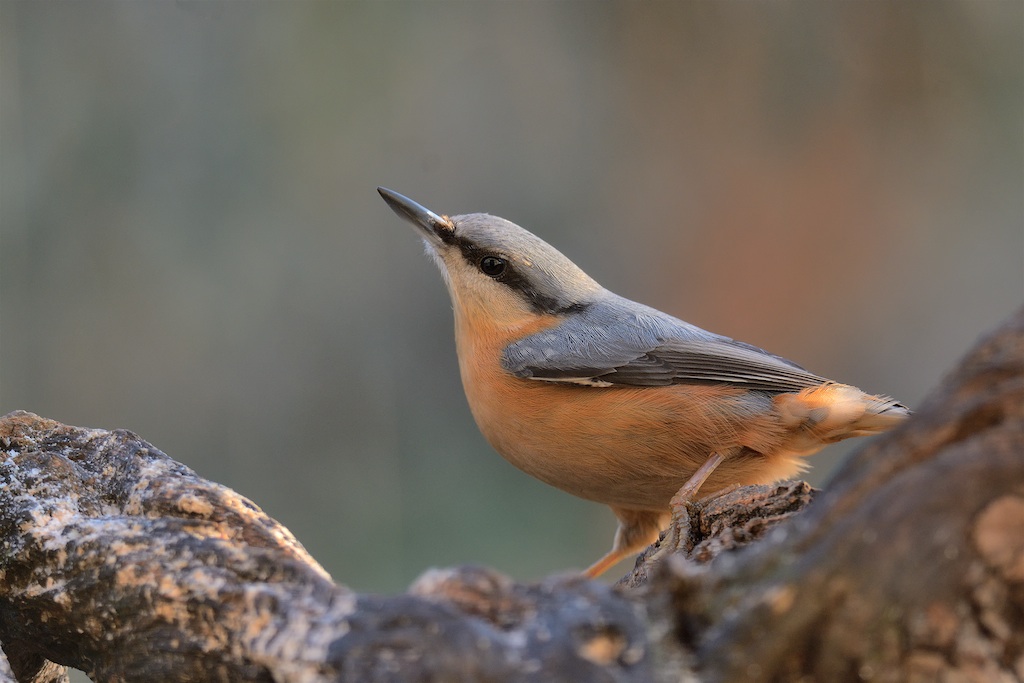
[479, 256, 507, 277]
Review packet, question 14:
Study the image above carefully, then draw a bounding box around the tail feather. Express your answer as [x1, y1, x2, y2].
[774, 383, 910, 449]
[858, 394, 911, 432]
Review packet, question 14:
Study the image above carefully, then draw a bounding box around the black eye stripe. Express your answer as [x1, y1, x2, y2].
[450, 233, 583, 313]
[452, 238, 508, 278]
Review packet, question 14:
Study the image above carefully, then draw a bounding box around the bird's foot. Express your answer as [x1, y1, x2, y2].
[649, 453, 733, 566]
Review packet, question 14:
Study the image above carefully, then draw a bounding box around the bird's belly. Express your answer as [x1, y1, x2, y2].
[460, 364, 803, 510]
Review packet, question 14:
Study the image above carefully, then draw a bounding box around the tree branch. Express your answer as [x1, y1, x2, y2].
[1, 306, 1021, 682]
[647, 305, 1024, 681]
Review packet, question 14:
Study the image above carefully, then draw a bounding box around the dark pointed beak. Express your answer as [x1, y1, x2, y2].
[377, 187, 454, 244]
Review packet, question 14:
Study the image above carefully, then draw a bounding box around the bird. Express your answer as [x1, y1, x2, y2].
[377, 187, 910, 578]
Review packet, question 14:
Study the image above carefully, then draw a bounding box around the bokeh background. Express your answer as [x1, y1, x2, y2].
[2, 1, 1021, 599]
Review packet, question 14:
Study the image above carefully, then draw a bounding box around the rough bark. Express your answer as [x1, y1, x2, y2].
[653, 304, 1024, 682]
[1, 306, 1021, 682]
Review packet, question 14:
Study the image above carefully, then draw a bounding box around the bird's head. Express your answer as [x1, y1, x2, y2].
[378, 188, 603, 330]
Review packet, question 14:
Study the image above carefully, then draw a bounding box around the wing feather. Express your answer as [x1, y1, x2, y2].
[502, 295, 828, 393]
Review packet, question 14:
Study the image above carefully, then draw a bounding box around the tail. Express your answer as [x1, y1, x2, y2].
[855, 393, 911, 434]
[775, 382, 911, 446]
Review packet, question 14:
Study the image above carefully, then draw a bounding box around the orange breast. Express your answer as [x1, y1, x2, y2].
[452, 312, 807, 511]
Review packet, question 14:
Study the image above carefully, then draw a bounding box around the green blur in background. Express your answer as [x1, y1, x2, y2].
[2, 1, 1021, 600]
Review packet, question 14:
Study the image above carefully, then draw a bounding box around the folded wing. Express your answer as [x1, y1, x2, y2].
[501, 295, 829, 393]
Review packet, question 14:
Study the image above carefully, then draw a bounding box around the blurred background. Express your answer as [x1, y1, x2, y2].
[1, 1, 1021, 599]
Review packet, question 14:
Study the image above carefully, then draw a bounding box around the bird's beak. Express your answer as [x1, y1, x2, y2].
[377, 187, 454, 245]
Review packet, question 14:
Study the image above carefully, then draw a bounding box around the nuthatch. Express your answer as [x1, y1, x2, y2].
[378, 187, 909, 577]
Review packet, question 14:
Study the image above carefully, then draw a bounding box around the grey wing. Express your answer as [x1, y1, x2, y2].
[501, 298, 828, 393]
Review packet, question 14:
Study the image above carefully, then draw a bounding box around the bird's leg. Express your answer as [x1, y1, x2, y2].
[650, 451, 729, 561]
[584, 507, 668, 579]
[583, 548, 629, 579]
[669, 451, 726, 511]
[584, 455, 728, 578]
